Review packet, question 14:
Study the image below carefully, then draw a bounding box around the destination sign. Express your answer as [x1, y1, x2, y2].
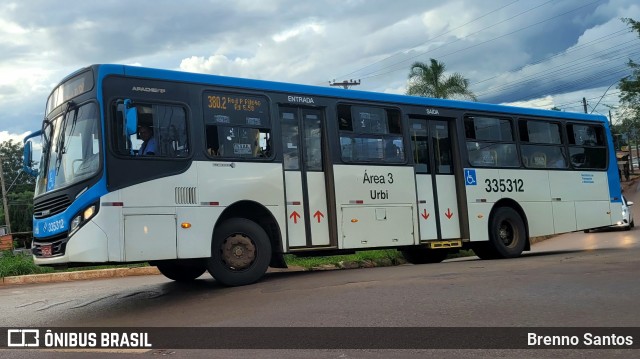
[204, 91, 269, 127]
[206, 93, 266, 113]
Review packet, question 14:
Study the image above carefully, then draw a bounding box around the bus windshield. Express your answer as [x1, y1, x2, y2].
[35, 102, 100, 196]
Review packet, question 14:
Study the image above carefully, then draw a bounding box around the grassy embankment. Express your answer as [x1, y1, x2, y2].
[0, 249, 474, 278]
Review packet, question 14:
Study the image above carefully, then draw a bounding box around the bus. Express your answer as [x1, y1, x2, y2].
[22, 64, 622, 286]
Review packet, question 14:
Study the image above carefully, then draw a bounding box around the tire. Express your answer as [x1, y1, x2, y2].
[156, 260, 207, 282]
[631, 219, 635, 229]
[487, 207, 527, 258]
[583, 229, 590, 233]
[401, 247, 449, 264]
[471, 242, 500, 260]
[207, 218, 272, 287]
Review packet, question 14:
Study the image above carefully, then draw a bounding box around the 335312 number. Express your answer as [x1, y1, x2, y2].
[484, 178, 524, 193]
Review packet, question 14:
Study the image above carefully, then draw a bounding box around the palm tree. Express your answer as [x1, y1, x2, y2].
[406, 58, 477, 101]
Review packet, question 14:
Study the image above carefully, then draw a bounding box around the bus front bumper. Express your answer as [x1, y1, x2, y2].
[33, 220, 109, 266]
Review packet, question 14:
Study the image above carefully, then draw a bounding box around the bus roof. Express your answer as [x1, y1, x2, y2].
[95, 64, 608, 124]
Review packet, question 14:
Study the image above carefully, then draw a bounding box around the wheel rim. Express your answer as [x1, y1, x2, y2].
[498, 220, 516, 247]
[221, 233, 256, 270]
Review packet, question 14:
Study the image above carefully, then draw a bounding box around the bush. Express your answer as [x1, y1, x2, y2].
[0, 251, 53, 278]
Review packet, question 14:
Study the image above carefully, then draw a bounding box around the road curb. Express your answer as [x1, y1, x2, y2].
[0, 267, 160, 287]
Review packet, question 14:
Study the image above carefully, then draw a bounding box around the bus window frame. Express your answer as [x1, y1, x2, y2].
[336, 102, 406, 165]
[108, 98, 192, 161]
[202, 90, 273, 161]
[565, 122, 608, 171]
[518, 118, 569, 170]
[464, 114, 520, 168]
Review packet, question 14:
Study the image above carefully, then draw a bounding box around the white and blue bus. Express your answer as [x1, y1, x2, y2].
[23, 64, 622, 286]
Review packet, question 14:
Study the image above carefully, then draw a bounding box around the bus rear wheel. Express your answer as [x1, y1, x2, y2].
[155, 260, 207, 282]
[207, 218, 272, 287]
[488, 207, 526, 258]
[401, 247, 449, 264]
[471, 242, 500, 260]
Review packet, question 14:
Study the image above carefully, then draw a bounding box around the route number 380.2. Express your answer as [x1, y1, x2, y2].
[484, 178, 524, 193]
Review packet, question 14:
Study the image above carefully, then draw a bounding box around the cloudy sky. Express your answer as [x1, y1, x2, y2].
[1, 0, 639, 143]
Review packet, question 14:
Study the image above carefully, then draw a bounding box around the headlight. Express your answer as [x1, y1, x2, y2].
[69, 203, 99, 237]
[70, 215, 82, 232]
[83, 205, 96, 220]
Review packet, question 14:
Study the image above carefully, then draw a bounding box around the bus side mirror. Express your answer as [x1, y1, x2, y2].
[123, 99, 138, 136]
[22, 130, 42, 177]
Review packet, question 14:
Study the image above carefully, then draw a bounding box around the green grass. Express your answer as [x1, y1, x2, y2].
[0, 251, 54, 278]
[285, 249, 404, 270]
[285, 248, 475, 270]
[1, 247, 476, 277]
[0, 250, 149, 278]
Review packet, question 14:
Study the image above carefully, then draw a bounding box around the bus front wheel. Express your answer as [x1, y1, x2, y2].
[488, 207, 526, 258]
[207, 218, 272, 287]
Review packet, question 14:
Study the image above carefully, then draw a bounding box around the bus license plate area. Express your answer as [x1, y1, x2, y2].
[40, 244, 52, 257]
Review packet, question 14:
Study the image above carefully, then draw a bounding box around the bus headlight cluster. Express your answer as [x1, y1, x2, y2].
[69, 204, 98, 236]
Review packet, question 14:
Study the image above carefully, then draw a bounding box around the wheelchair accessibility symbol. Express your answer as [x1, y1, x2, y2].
[464, 169, 477, 186]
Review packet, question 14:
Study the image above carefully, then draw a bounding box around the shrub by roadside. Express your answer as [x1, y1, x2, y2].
[0, 251, 54, 278]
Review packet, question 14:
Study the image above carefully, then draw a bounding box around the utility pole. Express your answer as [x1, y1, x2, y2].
[582, 97, 588, 114]
[330, 79, 361, 89]
[0, 156, 11, 234]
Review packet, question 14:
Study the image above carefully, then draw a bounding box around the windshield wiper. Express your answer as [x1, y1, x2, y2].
[54, 101, 76, 174]
[40, 118, 53, 177]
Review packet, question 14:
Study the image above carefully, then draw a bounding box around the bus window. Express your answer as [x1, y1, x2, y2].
[304, 113, 322, 171]
[430, 121, 453, 174]
[282, 112, 300, 170]
[409, 119, 429, 173]
[203, 92, 271, 160]
[567, 124, 607, 169]
[113, 102, 188, 158]
[338, 104, 404, 163]
[519, 120, 567, 169]
[465, 116, 519, 168]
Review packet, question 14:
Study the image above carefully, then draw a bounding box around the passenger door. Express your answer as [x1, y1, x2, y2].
[409, 116, 461, 240]
[280, 107, 331, 248]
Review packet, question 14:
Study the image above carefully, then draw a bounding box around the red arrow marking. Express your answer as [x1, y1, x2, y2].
[313, 210, 325, 223]
[289, 211, 301, 224]
[445, 208, 454, 219]
[421, 209, 430, 220]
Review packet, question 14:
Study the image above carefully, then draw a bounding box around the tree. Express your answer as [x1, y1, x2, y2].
[406, 58, 477, 101]
[0, 140, 35, 238]
[617, 18, 640, 153]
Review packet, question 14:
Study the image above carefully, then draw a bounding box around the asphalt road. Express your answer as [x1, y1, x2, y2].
[1, 184, 638, 358]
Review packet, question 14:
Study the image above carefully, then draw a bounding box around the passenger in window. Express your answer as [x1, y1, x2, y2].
[138, 126, 157, 155]
[549, 154, 566, 168]
[385, 141, 401, 161]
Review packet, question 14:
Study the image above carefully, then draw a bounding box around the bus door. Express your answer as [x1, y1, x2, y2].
[280, 107, 331, 248]
[408, 116, 461, 241]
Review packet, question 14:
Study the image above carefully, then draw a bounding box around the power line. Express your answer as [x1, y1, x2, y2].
[475, 46, 640, 99]
[355, 0, 603, 81]
[471, 27, 631, 87]
[328, 0, 524, 83]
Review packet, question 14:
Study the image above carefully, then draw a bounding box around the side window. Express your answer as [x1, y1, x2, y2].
[566, 123, 607, 170]
[409, 119, 429, 173]
[465, 116, 518, 167]
[519, 120, 567, 169]
[113, 102, 189, 158]
[281, 112, 300, 170]
[338, 104, 404, 163]
[203, 92, 271, 159]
